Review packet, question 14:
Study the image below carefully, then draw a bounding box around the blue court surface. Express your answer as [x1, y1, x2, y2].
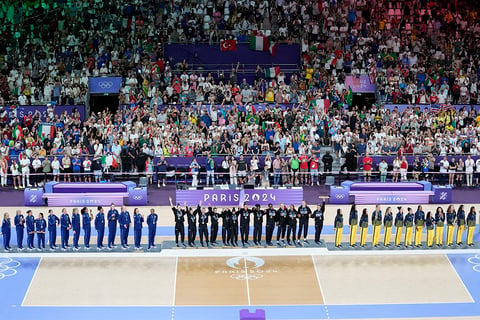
[0, 252, 479, 320]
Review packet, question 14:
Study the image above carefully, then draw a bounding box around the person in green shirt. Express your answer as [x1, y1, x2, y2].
[379, 159, 388, 182]
[290, 155, 300, 185]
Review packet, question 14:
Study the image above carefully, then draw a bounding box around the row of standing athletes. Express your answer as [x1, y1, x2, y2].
[0, 205, 159, 251]
[333, 204, 477, 248]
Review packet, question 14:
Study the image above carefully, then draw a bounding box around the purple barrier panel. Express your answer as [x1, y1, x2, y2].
[52, 183, 127, 193]
[240, 309, 266, 320]
[345, 75, 376, 93]
[45, 193, 126, 207]
[349, 182, 424, 192]
[384, 104, 480, 112]
[128, 187, 147, 205]
[329, 186, 350, 204]
[176, 187, 303, 206]
[13, 105, 86, 122]
[432, 185, 452, 204]
[24, 188, 44, 206]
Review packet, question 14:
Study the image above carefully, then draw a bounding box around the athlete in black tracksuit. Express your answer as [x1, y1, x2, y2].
[252, 204, 265, 245]
[286, 205, 297, 245]
[221, 208, 232, 246]
[169, 197, 186, 247]
[230, 209, 239, 246]
[209, 207, 220, 245]
[198, 206, 210, 247]
[276, 204, 288, 245]
[239, 204, 251, 247]
[265, 204, 277, 246]
[297, 201, 312, 245]
[187, 206, 197, 247]
[311, 202, 325, 244]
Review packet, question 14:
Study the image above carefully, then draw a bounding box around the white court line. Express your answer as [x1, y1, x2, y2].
[445, 254, 475, 303]
[20, 257, 42, 307]
[311, 255, 327, 306]
[172, 256, 178, 307]
[244, 256, 251, 306]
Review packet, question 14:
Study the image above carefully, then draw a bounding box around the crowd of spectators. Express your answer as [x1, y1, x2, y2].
[1, 0, 480, 189]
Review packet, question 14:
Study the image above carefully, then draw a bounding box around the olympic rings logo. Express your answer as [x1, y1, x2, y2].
[132, 195, 143, 200]
[0, 258, 21, 280]
[230, 273, 264, 280]
[467, 254, 480, 273]
[335, 194, 345, 199]
[98, 81, 114, 89]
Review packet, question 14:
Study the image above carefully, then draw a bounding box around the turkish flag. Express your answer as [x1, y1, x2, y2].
[220, 39, 237, 51]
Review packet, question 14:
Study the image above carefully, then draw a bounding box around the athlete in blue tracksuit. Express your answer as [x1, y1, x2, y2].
[1, 212, 11, 251]
[95, 206, 106, 250]
[25, 210, 36, 250]
[119, 206, 131, 249]
[14, 210, 25, 250]
[133, 208, 144, 249]
[35, 213, 46, 250]
[71, 208, 81, 250]
[47, 209, 59, 250]
[107, 204, 119, 249]
[81, 207, 92, 249]
[60, 208, 71, 250]
[147, 208, 158, 250]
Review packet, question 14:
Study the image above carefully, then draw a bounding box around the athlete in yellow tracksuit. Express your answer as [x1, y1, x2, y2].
[466, 207, 477, 246]
[446, 205, 457, 246]
[334, 209, 343, 247]
[404, 208, 414, 247]
[359, 209, 369, 247]
[435, 206, 445, 246]
[394, 207, 404, 247]
[348, 204, 358, 247]
[425, 211, 435, 247]
[383, 207, 393, 246]
[456, 205, 466, 245]
[371, 205, 382, 247]
[414, 205, 425, 247]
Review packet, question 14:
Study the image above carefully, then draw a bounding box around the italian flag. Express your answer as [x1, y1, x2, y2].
[249, 35, 269, 51]
[311, 99, 330, 111]
[12, 125, 22, 140]
[265, 67, 280, 78]
[38, 122, 55, 139]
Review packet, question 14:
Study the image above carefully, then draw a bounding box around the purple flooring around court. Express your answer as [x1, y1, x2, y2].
[0, 184, 479, 207]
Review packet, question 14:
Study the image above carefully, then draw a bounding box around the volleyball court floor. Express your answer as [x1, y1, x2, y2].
[1, 249, 480, 320]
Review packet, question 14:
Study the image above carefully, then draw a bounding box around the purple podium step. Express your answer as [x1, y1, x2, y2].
[51, 182, 128, 193]
[349, 182, 424, 192]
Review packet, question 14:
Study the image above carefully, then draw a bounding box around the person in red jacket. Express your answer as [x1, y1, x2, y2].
[362, 153, 373, 182]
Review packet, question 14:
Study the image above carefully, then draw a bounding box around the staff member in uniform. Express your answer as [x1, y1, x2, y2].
[14, 210, 25, 251]
[286, 205, 297, 246]
[81, 207, 92, 250]
[230, 208, 239, 246]
[147, 208, 158, 250]
[60, 208, 71, 251]
[265, 204, 277, 246]
[107, 204, 119, 249]
[209, 206, 220, 246]
[35, 213, 46, 250]
[133, 208, 144, 249]
[297, 200, 312, 245]
[334, 208, 344, 247]
[456, 204, 466, 245]
[95, 206, 106, 250]
[425, 211, 435, 247]
[404, 207, 414, 247]
[276, 203, 288, 246]
[119, 206, 131, 249]
[252, 204, 264, 246]
[221, 208, 232, 246]
[466, 206, 477, 246]
[187, 206, 197, 247]
[312, 202, 325, 245]
[394, 207, 404, 247]
[26, 210, 36, 250]
[359, 208, 369, 247]
[414, 205, 425, 247]
[197, 205, 210, 247]
[349, 204, 358, 247]
[1, 213, 11, 251]
[169, 197, 186, 247]
[383, 207, 393, 247]
[371, 205, 382, 247]
[47, 209, 59, 250]
[446, 204, 456, 246]
[239, 204, 251, 247]
[435, 206, 445, 246]
[71, 208, 81, 251]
